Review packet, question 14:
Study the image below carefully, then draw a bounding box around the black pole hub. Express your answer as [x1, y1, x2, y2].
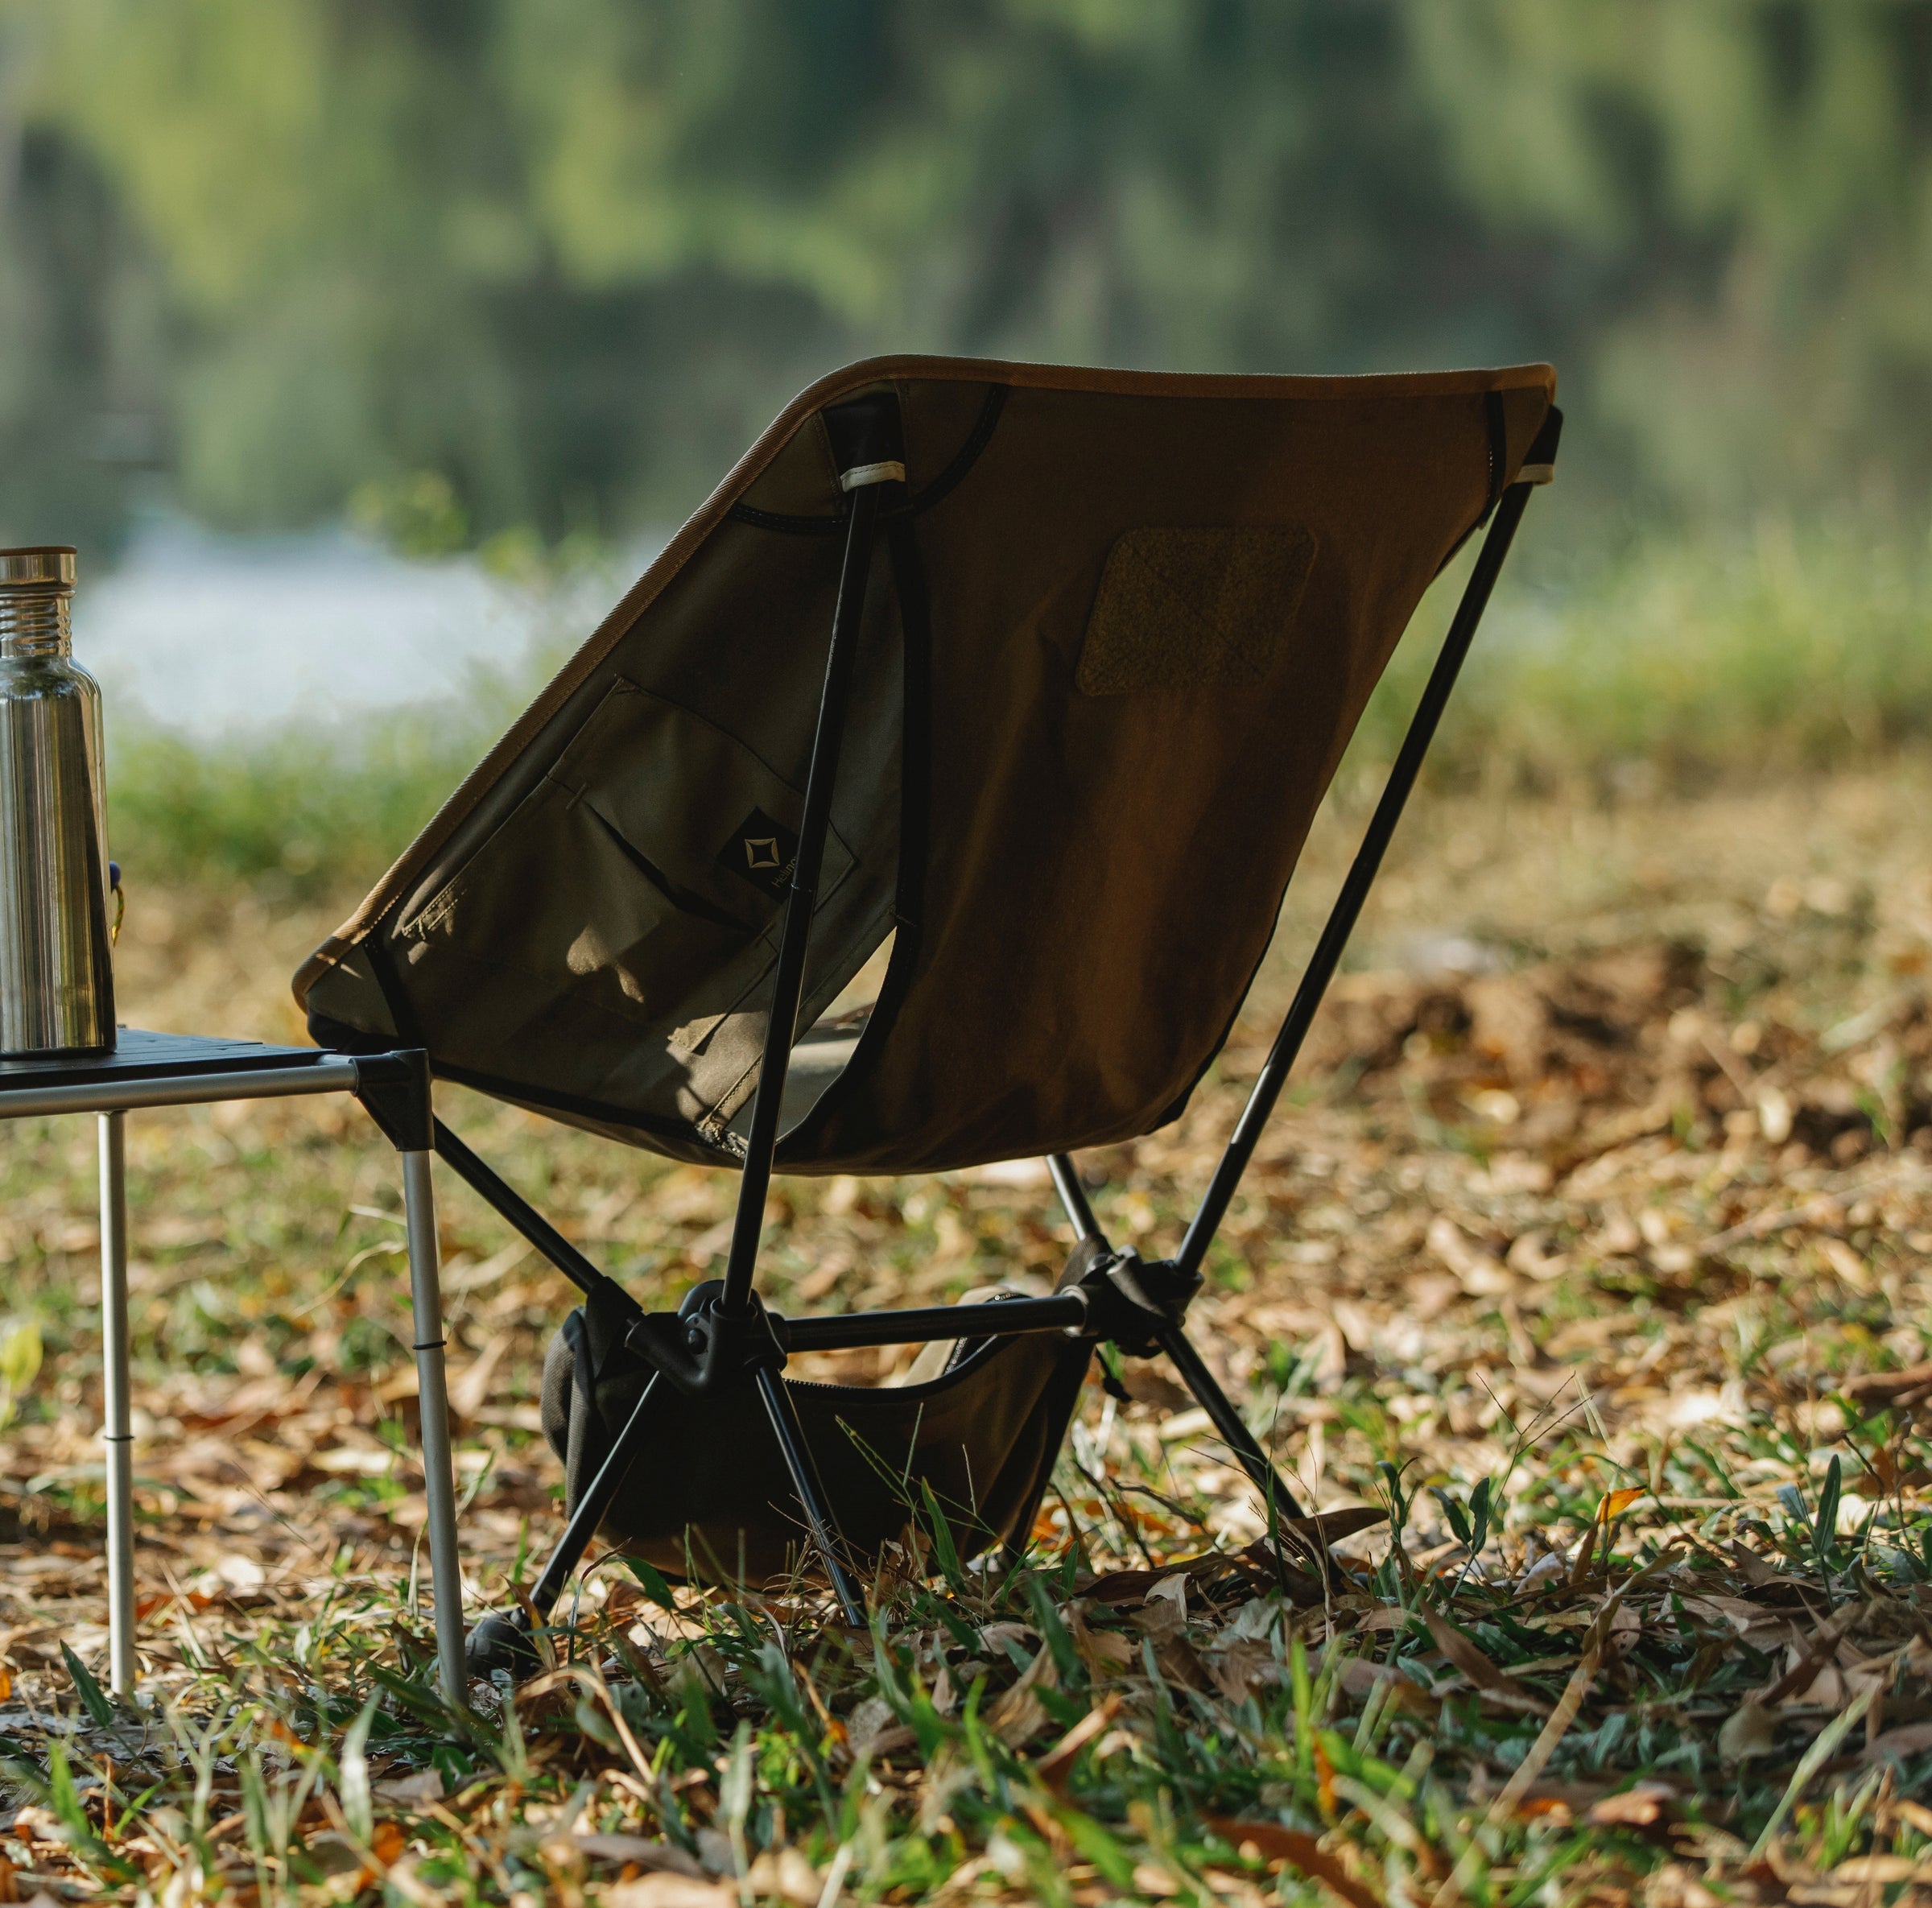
[626, 1278, 787, 1396]
[1075, 1249, 1202, 1357]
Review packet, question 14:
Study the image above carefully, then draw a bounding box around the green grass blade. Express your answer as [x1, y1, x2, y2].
[60, 1642, 115, 1728]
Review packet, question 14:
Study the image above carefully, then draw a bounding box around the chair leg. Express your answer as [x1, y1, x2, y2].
[532, 1375, 662, 1615]
[1156, 1324, 1330, 1575]
[98, 1112, 137, 1699]
[467, 1373, 662, 1678]
[755, 1369, 865, 1625]
[402, 1149, 467, 1704]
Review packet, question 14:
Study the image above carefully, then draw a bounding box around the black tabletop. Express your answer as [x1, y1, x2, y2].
[0, 1027, 342, 1095]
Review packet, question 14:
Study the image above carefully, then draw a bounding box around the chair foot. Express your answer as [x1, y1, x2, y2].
[465, 1610, 544, 1682]
[466, 1373, 661, 1686]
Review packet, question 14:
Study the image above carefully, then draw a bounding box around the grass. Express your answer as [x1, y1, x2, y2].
[14, 1472, 1932, 1907]
[1369, 514, 1932, 793]
[19, 985, 1932, 1908]
[101, 515, 1932, 898]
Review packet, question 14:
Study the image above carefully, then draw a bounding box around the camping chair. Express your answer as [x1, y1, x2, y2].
[294, 355, 1559, 1673]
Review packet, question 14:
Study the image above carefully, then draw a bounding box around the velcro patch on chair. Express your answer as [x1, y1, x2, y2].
[1075, 525, 1317, 696]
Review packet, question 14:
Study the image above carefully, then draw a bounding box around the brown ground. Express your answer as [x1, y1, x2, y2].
[8, 765, 1932, 1601]
[0, 766, 1930, 1899]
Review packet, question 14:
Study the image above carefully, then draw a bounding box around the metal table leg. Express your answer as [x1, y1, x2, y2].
[98, 1110, 135, 1697]
[402, 1149, 466, 1703]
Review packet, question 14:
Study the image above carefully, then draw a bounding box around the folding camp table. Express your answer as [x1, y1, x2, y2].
[0, 1031, 464, 1701]
[292, 355, 1562, 1666]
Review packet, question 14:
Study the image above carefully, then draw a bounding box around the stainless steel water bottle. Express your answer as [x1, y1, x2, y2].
[0, 547, 116, 1055]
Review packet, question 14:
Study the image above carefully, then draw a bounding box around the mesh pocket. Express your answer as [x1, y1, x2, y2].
[1076, 525, 1316, 696]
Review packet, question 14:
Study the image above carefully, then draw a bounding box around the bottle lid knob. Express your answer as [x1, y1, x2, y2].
[0, 547, 76, 590]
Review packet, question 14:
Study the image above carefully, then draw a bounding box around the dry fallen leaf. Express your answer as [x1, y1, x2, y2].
[985, 1645, 1059, 1749]
[372, 1768, 444, 1807]
[1422, 1609, 1546, 1710]
[1204, 1816, 1381, 1908]
[1034, 1695, 1120, 1792]
[1861, 1720, 1932, 1762]
[605, 1877, 735, 1908]
[743, 1848, 824, 1906]
[573, 1834, 707, 1878]
[1832, 1856, 1926, 1884]
[1585, 1782, 1676, 1827]
[1717, 1701, 1779, 1763]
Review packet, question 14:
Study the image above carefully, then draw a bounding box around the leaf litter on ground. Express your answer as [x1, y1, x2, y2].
[0, 771, 1930, 1900]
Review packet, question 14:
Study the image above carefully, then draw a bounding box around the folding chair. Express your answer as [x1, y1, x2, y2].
[294, 355, 1559, 1672]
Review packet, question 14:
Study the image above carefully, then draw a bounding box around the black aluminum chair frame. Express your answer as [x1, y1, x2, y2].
[445, 406, 1560, 1662]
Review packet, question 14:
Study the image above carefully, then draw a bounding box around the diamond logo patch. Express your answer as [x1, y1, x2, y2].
[719, 807, 799, 901]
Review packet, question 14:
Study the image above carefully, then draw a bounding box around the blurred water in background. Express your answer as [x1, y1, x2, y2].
[72, 514, 657, 738]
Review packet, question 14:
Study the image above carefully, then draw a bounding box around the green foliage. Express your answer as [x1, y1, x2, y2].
[105, 704, 503, 896]
[1, 1, 1921, 892]
[1429, 1475, 1494, 1555]
[4, 0, 1932, 553]
[1812, 1453, 1844, 1569]
[337, 1691, 380, 1844]
[0, 1317, 41, 1431]
[1411, 3, 1932, 514]
[348, 470, 469, 560]
[60, 1641, 116, 1729]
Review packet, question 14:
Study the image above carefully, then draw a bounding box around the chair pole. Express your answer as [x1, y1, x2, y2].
[1046, 1154, 1102, 1244]
[778, 1291, 1088, 1353]
[526, 1374, 663, 1617]
[721, 479, 886, 1319]
[98, 1110, 137, 1697]
[432, 1117, 634, 1311]
[1156, 1324, 1308, 1523]
[1046, 1154, 1322, 1566]
[756, 1369, 867, 1624]
[464, 1374, 664, 1676]
[1173, 477, 1537, 1280]
[401, 1146, 468, 1704]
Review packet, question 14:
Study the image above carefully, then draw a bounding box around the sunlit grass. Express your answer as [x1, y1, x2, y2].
[106, 518, 1932, 905]
[1361, 514, 1932, 794]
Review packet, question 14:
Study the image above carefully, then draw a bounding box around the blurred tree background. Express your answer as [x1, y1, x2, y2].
[4, 0, 1932, 898]
[4, 0, 1931, 560]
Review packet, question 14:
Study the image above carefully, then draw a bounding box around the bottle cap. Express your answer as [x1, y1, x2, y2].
[0, 548, 76, 589]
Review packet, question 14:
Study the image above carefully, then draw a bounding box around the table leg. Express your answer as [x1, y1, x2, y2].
[98, 1110, 136, 1698]
[402, 1149, 465, 1704]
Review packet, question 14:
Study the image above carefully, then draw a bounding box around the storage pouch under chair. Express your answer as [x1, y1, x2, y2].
[540, 1253, 1099, 1585]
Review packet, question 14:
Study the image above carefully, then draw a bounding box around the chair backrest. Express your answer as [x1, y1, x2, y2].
[296, 356, 1557, 1173]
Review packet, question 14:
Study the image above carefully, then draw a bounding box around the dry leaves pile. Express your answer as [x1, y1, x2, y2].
[0, 770, 1929, 1903]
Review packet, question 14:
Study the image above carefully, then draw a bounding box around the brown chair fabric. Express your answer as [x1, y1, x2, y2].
[296, 355, 1556, 1175]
